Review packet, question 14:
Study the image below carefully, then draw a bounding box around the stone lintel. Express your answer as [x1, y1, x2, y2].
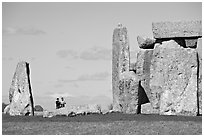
[152, 20, 202, 39]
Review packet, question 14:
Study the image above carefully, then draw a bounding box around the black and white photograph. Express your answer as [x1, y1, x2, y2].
[2, 1, 202, 135]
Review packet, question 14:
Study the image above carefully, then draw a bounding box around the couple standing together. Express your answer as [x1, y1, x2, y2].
[56, 97, 66, 109]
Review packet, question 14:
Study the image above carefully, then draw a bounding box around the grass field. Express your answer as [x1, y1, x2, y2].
[2, 113, 202, 135]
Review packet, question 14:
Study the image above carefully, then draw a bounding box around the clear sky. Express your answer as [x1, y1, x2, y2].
[2, 2, 202, 111]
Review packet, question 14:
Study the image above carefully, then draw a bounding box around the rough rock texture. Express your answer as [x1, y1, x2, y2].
[112, 26, 130, 74]
[4, 61, 34, 116]
[152, 20, 202, 38]
[197, 38, 202, 114]
[118, 71, 139, 113]
[135, 49, 159, 114]
[34, 105, 43, 112]
[185, 38, 198, 48]
[141, 103, 159, 114]
[136, 49, 153, 101]
[112, 25, 131, 111]
[150, 40, 198, 116]
[137, 35, 156, 49]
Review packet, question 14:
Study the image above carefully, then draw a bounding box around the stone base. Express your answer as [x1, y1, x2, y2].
[141, 103, 159, 114]
[114, 71, 139, 114]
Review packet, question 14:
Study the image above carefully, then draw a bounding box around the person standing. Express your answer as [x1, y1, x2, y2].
[56, 98, 61, 109]
[61, 97, 66, 108]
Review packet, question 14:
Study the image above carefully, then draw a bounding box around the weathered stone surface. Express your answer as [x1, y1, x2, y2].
[185, 38, 198, 48]
[112, 25, 130, 111]
[112, 25, 130, 74]
[152, 20, 202, 38]
[135, 49, 159, 114]
[197, 38, 202, 114]
[135, 49, 153, 101]
[155, 38, 198, 49]
[117, 71, 139, 113]
[137, 35, 156, 49]
[141, 103, 159, 114]
[34, 105, 43, 112]
[4, 61, 34, 116]
[150, 40, 198, 116]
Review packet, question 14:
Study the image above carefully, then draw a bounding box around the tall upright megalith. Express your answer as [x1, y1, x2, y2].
[136, 20, 201, 116]
[112, 24, 130, 111]
[4, 61, 34, 116]
[112, 24, 139, 113]
[151, 20, 202, 116]
[112, 24, 130, 74]
[150, 40, 198, 116]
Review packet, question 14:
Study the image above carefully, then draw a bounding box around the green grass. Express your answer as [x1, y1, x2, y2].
[2, 113, 202, 135]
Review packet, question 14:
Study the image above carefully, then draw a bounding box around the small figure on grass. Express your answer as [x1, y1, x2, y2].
[56, 98, 61, 109]
[61, 97, 66, 108]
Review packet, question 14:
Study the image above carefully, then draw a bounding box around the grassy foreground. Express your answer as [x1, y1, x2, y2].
[2, 113, 202, 135]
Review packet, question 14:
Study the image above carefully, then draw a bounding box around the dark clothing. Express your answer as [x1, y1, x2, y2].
[56, 100, 61, 109]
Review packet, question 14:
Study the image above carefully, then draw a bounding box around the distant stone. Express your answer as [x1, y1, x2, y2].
[74, 104, 101, 114]
[68, 111, 77, 117]
[197, 38, 202, 115]
[137, 35, 156, 49]
[117, 71, 139, 113]
[4, 61, 34, 116]
[34, 105, 44, 112]
[150, 40, 198, 116]
[112, 26, 130, 74]
[52, 104, 101, 116]
[43, 110, 54, 118]
[34, 111, 44, 116]
[112, 25, 130, 111]
[152, 20, 202, 38]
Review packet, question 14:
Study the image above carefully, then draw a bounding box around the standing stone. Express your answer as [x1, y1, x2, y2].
[150, 40, 198, 116]
[152, 20, 202, 38]
[112, 25, 130, 74]
[136, 49, 153, 101]
[118, 71, 139, 113]
[135, 49, 160, 114]
[4, 61, 34, 116]
[197, 38, 202, 115]
[112, 25, 130, 111]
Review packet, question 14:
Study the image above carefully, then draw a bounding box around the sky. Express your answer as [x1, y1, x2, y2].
[2, 2, 202, 111]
